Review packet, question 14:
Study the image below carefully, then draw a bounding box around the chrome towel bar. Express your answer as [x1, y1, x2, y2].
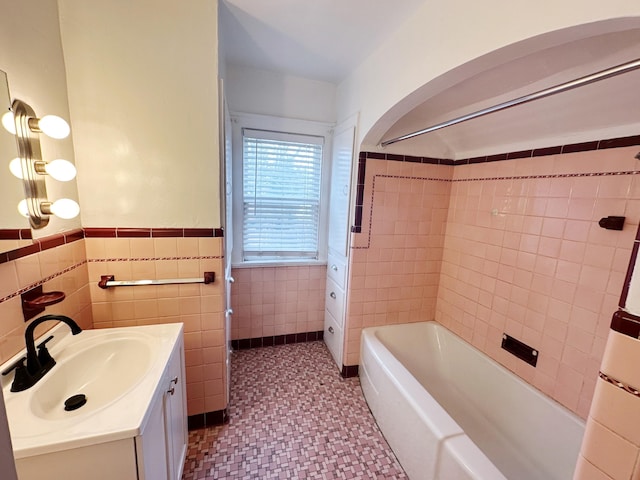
[98, 272, 215, 289]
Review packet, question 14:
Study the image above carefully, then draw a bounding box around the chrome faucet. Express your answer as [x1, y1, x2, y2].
[7, 315, 82, 392]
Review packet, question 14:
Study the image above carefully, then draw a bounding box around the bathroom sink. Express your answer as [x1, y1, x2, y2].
[29, 336, 153, 421]
[1, 323, 183, 459]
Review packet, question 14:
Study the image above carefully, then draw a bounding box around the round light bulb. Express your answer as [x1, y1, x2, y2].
[17, 199, 29, 217]
[45, 159, 76, 181]
[2, 111, 15, 134]
[9, 158, 23, 179]
[37, 115, 70, 139]
[50, 198, 80, 219]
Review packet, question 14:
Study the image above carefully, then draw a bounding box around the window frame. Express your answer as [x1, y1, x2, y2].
[230, 112, 333, 267]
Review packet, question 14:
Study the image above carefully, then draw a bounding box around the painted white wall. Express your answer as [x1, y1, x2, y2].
[226, 64, 337, 124]
[58, 0, 220, 228]
[337, 0, 640, 149]
[0, 0, 81, 237]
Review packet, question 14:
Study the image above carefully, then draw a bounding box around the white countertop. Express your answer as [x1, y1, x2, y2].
[1, 323, 183, 459]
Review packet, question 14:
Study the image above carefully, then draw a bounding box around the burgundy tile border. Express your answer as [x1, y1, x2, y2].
[84, 227, 223, 238]
[0, 226, 224, 265]
[599, 371, 640, 398]
[0, 229, 32, 240]
[352, 170, 640, 249]
[0, 260, 87, 305]
[187, 408, 229, 430]
[354, 133, 640, 232]
[231, 330, 324, 351]
[1, 228, 84, 265]
[611, 310, 640, 339]
[341, 364, 359, 378]
[619, 236, 640, 309]
[88, 256, 222, 262]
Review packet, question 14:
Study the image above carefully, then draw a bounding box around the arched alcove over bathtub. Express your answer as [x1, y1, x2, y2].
[344, 17, 640, 480]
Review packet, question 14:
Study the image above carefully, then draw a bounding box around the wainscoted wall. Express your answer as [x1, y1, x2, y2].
[0, 227, 225, 420]
[230, 265, 326, 341]
[84, 228, 226, 417]
[344, 159, 453, 365]
[437, 146, 639, 417]
[0, 230, 91, 365]
[347, 141, 640, 419]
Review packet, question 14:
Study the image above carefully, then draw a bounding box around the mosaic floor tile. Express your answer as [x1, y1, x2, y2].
[182, 341, 407, 479]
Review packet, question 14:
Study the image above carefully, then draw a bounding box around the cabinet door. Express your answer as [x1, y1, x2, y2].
[165, 344, 188, 480]
[327, 125, 355, 257]
[136, 392, 169, 480]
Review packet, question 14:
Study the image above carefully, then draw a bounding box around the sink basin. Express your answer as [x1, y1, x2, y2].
[29, 337, 152, 421]
[1, 323, 183, 459]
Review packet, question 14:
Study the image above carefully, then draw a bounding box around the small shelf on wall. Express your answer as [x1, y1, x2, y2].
[21, 285, 65, 321]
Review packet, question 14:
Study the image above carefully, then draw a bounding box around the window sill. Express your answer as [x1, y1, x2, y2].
[231, 260, 327, 269]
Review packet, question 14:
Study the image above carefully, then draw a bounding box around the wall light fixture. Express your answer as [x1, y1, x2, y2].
[9, 99, 79, 229]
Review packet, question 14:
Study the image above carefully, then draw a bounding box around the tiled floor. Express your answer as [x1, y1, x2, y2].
[182, 341, 408, 479]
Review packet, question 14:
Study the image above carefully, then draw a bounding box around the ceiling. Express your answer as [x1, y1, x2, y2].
[219, 3, 640, 159]
[219, 0, 425, 83]
[378, 27, 640, 159]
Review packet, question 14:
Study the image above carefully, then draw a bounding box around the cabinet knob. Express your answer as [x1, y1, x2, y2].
[328, 326, 334, 334]
[171, 376, 178, 385]
[330, 291, 337, 299]
[167, 387, 175, 396]
[331, 264, 338, 271]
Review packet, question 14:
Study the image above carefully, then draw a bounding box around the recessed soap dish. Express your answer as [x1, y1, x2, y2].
[21, 285, 66, 321]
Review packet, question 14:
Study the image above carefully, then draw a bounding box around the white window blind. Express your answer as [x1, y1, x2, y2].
[242, 129, 323, 261]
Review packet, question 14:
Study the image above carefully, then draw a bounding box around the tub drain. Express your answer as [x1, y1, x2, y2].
[64, 393, 87, 411]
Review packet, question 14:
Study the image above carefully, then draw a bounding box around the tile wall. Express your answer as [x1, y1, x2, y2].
[575, 329, 640, 480]
[0, 228, 225, 419]
[85, 229, 226, 416]
[230, 265, 326, 341]
[346, 142, 640, 419]
[344, 158, 453, 365]
[0, 230, 91, 365]
[437, 146, 639, 417]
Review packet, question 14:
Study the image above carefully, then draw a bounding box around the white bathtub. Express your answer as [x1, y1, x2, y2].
[360, 322, 585, 480]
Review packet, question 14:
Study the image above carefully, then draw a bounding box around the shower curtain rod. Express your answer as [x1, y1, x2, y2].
[380, 58, 640, 147]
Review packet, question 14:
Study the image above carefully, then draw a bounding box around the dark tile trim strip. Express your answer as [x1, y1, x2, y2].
[0, 229, 32, 240]
[0, 226, 224, 265]
[88, 256, 222, 262]
[0, 226, 225, 265]
[341, 365, 359, 378]
[84, 227, 224, 238]
[611, 310, 640, 339]
[351, 157, 367, 233]
[351, 169, 640, 250]
[187, 408, 229, 430]
[619, 236, 640, 309]
[231, 330, 324, 351]
[599, 372, 640, 398]
[362, 135, 640, 167]
[0, 228, 84, 265]
[0, 260, 87, 305]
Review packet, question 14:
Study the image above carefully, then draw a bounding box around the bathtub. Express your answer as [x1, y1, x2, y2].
[360, 322, 585, 480]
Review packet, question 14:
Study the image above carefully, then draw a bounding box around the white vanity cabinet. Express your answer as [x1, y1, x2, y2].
[13, 325, 187, 480]
[323, 121, 356, 371]
[135, 338, 188, 480]
[324, 253, 347, 367]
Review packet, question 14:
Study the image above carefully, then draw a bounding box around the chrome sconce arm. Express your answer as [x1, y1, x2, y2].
[8, 99, 78, 229]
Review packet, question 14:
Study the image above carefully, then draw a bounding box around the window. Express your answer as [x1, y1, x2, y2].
[239, 127, 326, 263]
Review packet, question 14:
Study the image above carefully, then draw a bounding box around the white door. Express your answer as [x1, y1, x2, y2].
[327, 125, 356, 256]
[219, 80, 233, 405]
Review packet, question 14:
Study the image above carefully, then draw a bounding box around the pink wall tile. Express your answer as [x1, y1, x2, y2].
[345, 147, 638, 421]
[0, 240, 92, 365]
[230, 265, 327, 340]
